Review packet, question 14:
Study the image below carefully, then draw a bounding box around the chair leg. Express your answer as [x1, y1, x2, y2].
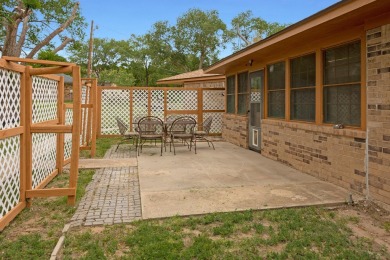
[160, 138, 163, 156]
[172, 137, 176, 155]
[194, 138, 197, 154]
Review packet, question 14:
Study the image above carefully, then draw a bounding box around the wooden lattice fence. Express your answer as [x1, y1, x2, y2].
[0, 57, 82, 231]
[97, 86, 225, 136]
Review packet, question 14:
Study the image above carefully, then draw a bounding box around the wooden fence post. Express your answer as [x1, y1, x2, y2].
[56, 76, 65, 172]
[24, 66, 33, 207]
[67, 66, 81, 205]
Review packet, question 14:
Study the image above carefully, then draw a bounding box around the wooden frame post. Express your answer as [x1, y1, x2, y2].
[25, 66, 33, 207]
[68, 66, 81, 205]
[56, 76, 65, 172]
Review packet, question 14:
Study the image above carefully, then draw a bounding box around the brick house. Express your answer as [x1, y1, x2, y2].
[205, 0, 390, 205]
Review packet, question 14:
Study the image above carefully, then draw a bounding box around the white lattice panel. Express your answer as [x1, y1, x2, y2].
[32, 133, 57, 189]
[65, 108, 73, 125]
[203, 112, 223, 134]
[167, 90, 197, 110]
[251, 92, 262, 102]
[0, 136, 20, 218]
[81, 107, 89, 145]
[32, 76, 58, 124]
[101, 89, 130, 135]
[151, 90, 164, 119]
[64, 108, 73, 160]
[132, 89, 148, 121]
[81, 86, 89, 104]
[203, 90, 224, 110]
[0, 69, 21, 130]
[64, 133, 72, 160]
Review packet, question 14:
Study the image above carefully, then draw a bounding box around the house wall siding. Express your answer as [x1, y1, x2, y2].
[366, 24, 390, 204]
[222, 114, 248, 148]
[184, 81, 224, 88]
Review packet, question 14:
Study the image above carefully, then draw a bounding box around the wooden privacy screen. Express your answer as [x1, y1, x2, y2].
[0, 57, 81, 231]
[97, 86, 225, 136]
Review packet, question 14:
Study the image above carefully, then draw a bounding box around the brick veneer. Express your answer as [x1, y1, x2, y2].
[261, 119, 367, 192]
[366, 24, 390, 204]
[222, 114, 248, 148]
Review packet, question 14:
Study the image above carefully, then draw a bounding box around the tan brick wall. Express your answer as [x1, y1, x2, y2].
[367, 24, 390, 204]
[222, 114, 248, 148]
[261, 119, 367, 192]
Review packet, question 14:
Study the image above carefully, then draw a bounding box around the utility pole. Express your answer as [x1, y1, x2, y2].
[87, 20, 94, 78]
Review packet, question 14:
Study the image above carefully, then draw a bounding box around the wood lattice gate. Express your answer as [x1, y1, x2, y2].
[0, 57, 82, 231]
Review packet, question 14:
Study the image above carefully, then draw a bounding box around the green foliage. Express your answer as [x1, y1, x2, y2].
[229, 10, 288, 52]
[37, 50, 67, 62]
[173, 8, 228, 69]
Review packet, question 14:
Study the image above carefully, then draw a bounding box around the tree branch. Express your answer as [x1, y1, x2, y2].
[26, 2, 79, 58]
[53, 37, 74, 53]
[236, 26, 251, 46]
[15, 11, 31, 57]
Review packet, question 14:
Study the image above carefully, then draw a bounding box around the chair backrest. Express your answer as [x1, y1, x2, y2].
[116, 117, 128, 135]
[170, 116, 196, 135]
[202, 116, 213, 134]
[137, 116, 164, 135]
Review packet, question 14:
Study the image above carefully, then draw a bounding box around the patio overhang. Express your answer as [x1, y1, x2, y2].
[157, 69, 225, 85]
[205, 0, 390, 74]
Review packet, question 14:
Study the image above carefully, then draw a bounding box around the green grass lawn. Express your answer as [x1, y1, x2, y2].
[0, 137, 119, 259]
[61, 207, 390, 259]
[1, 137, 389, 259]
[0, 169, 95, 259]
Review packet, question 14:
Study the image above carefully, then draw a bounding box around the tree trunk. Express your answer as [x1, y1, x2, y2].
[53, 37, 74, 53]
[198, 52, 204, 69]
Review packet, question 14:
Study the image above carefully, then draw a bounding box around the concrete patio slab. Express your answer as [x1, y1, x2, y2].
[138, 142, 361, 219]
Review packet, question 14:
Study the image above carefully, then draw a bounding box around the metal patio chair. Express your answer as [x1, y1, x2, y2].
[137, 116, 164, 156]
[168, 116, 197, 155]
[115, 117, 139, 151]
[195, 116, 215, 150]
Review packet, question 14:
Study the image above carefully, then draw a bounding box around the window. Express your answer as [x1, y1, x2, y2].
[237, 72, 249, 115]
[323, 41, 361, 126]
[226, 75, 235, 114]
[290, 53, 316, 121]
[267, 61, 285, 118]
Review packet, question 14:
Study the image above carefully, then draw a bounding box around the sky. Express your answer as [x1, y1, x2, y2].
[79, 0, 340, 58]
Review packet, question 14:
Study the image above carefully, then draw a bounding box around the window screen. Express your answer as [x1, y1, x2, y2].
[323, 41, 361, 126]
[267, 61, 285, 118]
[290, 53, 316, 121]
[237, 72, 249, 115]
[226, 75, 235, 114]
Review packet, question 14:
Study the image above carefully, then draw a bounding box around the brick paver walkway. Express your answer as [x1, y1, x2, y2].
[70, 144, 141, 227]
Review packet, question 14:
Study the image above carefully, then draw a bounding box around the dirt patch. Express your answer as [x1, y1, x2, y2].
[335, 201, 390, 252]
[90, 226, 105, 234]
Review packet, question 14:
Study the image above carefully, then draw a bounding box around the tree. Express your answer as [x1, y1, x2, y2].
[172, 9, 227, 69]
[0, 0, 86, 58]
[68, 38, 135, 85]
[229, 11, 288, 52]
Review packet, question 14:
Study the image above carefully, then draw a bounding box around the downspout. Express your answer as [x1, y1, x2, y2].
[365, 127, 369, 201]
